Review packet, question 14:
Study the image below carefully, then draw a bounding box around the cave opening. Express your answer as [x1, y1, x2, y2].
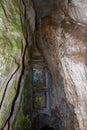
[40, 124, 55, 130]
[30, 42, 54, 130]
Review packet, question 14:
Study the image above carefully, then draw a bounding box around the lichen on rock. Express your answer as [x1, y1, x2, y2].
[0, 0, 25, 129]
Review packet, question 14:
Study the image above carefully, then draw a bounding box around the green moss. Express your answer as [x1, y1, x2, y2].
[0, 0, 32, 129]
[13, 113, 30, 130]
[0, 0, 22, 59]
[12, 68, 32, 130]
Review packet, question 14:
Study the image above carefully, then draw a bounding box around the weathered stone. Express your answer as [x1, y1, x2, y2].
[37, 9, 87, 130]
[1, 0, 87, 130]
[0, 1, 22, 128]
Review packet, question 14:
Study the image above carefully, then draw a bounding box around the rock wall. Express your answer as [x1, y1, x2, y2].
[0, 0, 87, 130]
[0, 0, 35, 129]
[34, 0, 87, 130]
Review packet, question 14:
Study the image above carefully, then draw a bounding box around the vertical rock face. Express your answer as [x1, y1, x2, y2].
[34, 0, 87, 130]
[0, 0, 23, 128]
[41, 12, 87, 130]
[68, 0, 87, 24]
[0, 0, 35, 129]
[1, 0, 87, 130]
[37, 16, 79, 130]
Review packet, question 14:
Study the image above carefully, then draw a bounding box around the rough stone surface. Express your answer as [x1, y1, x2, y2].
[0, 0, 87, 130]
[0, 0, 23, 128]
[35, 1, 87, 130]
[0, 0, 35, 129]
